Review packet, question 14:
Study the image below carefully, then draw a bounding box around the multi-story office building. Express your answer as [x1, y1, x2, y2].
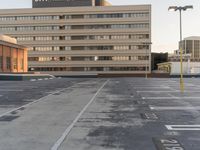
[32, 0, 111, 8]
[179, 36, 200, 60]
[0, 3, 151, 75]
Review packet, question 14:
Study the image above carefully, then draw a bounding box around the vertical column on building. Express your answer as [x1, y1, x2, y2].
[24, 48, 28, 72]
[0, 45, 3, 72]
[10, 47, 13, 72]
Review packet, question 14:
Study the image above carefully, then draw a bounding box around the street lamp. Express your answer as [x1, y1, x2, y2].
[168, 5, 193, 92]
[142, 42, 152, 79]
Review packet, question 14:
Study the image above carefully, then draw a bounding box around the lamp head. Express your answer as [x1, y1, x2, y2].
[183, 5, 193, 11]
[168, 6, 178, 11]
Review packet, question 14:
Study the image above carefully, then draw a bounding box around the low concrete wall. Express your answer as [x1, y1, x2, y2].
[98, 73, 170, 78]
[0, 74, 54, 81]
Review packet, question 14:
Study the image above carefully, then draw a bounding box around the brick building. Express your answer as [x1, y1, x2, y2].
[0, 35, 27, 73]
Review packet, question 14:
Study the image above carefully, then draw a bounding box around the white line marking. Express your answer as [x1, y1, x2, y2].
[0, 80, 90, 118]
[0, 89, 24, 92]
[38, 79, 43, 81]
[138, 91, 200, 93]
[137, 91, 179, 93]
[0, 89, 67, 118]
[143, 97, 200, 100]
[150, 106, 200, 110]
[166, 125, 200, 130]
[51, 79, 109, 150]
[135, 87, 171, 89]
[30, 79, 36, 82]
[49, 78, 53, 80]
[44, 78, 48, 80]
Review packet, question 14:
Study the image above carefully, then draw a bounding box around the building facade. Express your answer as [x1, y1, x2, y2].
[0, 35, 27, 73]
[158, 61, 200, 75]
[179, 36, 200, 60]
[32, 0, 111, 8]
[0, 5, 151, 75]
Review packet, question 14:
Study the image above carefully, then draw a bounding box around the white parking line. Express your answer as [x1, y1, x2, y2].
[142, 97, 200, 100]
[38, 79, 43, 81]
[30, 79, 36, 82]
[0, 89, 24, 92]
[51, 79, 109, 150]
[137, 91, 179, 93]
[138, 90, 200, 93]
[0, 80, 91, 119]
[135, 87, 171, 89]
[166, 125, 200, 130]
[150, 106, 200, 110]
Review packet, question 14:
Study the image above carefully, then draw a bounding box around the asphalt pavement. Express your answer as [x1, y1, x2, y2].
[0, 77, 200, 150]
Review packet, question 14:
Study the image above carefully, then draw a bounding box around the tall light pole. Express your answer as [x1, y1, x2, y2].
[142, 42, 152, 79]
[168, 5, 193, 92]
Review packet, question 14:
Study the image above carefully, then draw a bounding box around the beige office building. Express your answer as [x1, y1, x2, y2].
[0, 4, 151, 75]
[179, 36, 200, 60]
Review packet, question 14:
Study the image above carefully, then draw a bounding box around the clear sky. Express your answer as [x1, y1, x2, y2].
[0, 0, 199, 53]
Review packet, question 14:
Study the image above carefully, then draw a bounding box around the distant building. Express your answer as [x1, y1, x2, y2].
[179, 36, 200, 59]
[158, 61, 200, 75]
[168, 53, 193, 62]
[0, 35, 27, 73]
[0, 2, 151, 75]
[151, 52, 168, 71]
[32, 0, 111, 8]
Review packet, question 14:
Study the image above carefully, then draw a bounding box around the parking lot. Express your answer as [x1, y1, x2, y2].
[0, 77, 200, 150]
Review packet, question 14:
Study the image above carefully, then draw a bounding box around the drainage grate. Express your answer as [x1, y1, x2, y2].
[0, 115, 19, 122]
[140, 112, 158, 120]
[134, 100, 146, 105]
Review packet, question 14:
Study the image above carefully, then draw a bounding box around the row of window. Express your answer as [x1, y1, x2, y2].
[17, 36, 60, 41]
[69, 24, 149, 30]
[0, 56, 23, 70]
[0, 16, 59, 21]
[30, 66, 148, 72]
[16, 34, 149, 41]
[28, 45, 150, 51]
[0, 24, 149, 32]
[0, 12, 149, 22]
[28, 56, 149, 62]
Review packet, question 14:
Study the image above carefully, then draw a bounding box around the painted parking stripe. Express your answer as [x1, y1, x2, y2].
[166, 125, 200, 130]
[135, 87, 171, 89]
[38, 78, 43, 81]
[143, 97, 200, 100]
[0, 80, 91, 119]
[30, 79, 36, 82]
[150, 106, 200, 110]
[137, 91, 179, 93]
[0, 89, 24, 92]
[51, 79, 109, 150]
[139, 91, 200, 93]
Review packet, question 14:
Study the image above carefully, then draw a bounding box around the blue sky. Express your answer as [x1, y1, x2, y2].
[0, 0, 199, 53]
